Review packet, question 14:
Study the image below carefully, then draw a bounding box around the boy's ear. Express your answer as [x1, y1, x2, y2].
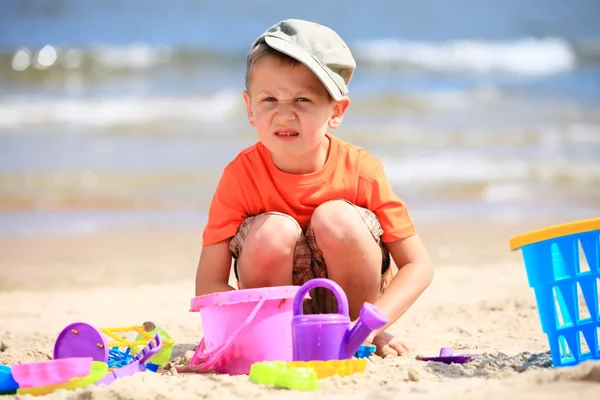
[242, 91, 255, 126]
[328, 97, 351, 129]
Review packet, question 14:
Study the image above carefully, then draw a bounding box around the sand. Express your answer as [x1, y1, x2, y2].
[1, 219, 599, 399]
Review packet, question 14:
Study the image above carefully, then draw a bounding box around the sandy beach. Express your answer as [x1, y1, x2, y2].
[2, 0, 600, 398]
[2, 218, 599, 399]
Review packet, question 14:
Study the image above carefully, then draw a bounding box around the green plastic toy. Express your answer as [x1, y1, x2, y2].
[132, 322, 173, 367]
[249, 361, 317, 391]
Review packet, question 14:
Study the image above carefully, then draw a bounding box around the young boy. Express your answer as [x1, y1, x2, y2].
[195, 19, 433, 357]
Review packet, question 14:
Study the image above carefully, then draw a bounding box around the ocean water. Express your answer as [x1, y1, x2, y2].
[0, 0, 599, 236]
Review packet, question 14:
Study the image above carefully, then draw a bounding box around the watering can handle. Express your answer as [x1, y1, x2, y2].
[292, 278, 349, 317]
[189, 296, 267, 371]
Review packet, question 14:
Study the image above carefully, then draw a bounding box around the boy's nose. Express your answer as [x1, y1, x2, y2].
[275, 104, 296, 122]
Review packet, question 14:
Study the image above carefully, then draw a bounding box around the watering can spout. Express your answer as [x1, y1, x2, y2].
[344, 303, 388, 359]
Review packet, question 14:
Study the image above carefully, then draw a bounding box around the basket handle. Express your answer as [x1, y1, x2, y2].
[189, 295, 267, 372]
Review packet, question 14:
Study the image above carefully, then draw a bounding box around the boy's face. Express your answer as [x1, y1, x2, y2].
[243, 55, 350, 169]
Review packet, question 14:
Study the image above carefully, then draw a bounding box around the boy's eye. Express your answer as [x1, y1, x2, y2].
[263, 97, 276, 102]
[296, 97, 310, 102]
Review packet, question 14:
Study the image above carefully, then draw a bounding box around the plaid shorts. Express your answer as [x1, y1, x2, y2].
[229, 202, 393, 314]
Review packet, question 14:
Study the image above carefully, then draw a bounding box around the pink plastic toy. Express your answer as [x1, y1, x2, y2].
[10, 358, 93, 389]
[292, 279, 388, 361]
[189, 286, 305, 375]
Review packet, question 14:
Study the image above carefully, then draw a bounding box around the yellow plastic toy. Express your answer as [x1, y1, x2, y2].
[287, 359, 367, 379]
[101, 321, 174, 367]
[509, 217, 600, 251]
[248, 358, 367, 389]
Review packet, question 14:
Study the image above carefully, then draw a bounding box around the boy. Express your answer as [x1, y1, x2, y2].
[195, 19, 433, 357]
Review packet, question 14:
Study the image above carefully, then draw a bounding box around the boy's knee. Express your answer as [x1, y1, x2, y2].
[311, 200, 363, 248]
[243, 214, 300, 267]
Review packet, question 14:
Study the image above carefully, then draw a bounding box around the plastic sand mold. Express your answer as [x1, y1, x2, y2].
[249, 361, 317, 391]
[0, 365, 19, 395]
[417, 347, 472, 364]
[16, 361, 108, 396]
[354, 345, 376, 359]
[287, 359, 367, 379]
[11, 357, 93, 389]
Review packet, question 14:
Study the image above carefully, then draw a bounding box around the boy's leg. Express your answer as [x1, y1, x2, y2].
[230, 212, 307, 288]
[305, 199, 391, 320]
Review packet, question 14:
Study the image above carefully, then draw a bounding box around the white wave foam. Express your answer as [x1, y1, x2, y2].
[90, 43, 173, 70]
[381, 152, 600, 188]
[0, 91, 240, 128]
[355, 37, 576, 76]
[381, 154, 529, 185]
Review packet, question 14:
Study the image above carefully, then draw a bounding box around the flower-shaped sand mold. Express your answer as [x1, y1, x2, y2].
[249, 362, 317, 391]
[249, 358, 367, 389]
[288, 358, 367, 379]
[10, 357, 93, 389]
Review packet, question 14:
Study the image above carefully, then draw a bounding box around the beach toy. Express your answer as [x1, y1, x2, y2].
[16, 361, 108, 396]
[510, 217, 600, 368]
[248, 361, 288, 386]
[416, 347, 472, 364]
[0, 365, 19, 395]
[188, 285, 307, 375]
[108, 347, 137, 369]
[354, 344, 376, 359]
[54, 322, 109, 362]
[10, 358, 93, 389]
[54, 321, 174, 367]
[278, 367, 318, 390]
[96, 333, 163, 386]
[291, 278, 388, 361]
[130, 321, 174, 366]
[249, 362, 317, 390]
[287, 358, 367, 379]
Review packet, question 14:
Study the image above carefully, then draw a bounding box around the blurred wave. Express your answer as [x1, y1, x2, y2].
[2, 36, 600, 77]
[0, 91, 241, 128]
[1, 0, 599, 235]
[354, 37, 579, 76]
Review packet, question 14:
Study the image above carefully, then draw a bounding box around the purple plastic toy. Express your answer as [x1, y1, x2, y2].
[291, 278, 388, 362]
[54, 322, 109, 362]
[96, 333, 162, 386]
[418, 347, 472, 364]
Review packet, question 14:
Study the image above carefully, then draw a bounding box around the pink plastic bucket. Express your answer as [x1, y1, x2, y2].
[189, 286, 302, 375]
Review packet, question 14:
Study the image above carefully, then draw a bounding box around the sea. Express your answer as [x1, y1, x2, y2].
[0, 0, 599, 236]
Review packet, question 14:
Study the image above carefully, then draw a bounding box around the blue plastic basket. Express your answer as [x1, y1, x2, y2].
[510, 218, 600, 368]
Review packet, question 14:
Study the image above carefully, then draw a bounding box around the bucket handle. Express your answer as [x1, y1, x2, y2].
[189, 295, 267, 372]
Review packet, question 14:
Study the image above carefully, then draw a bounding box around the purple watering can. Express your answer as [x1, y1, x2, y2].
[291, 278, 388, 361]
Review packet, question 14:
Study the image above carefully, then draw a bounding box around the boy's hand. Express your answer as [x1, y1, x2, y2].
[365, 330, 411, 357]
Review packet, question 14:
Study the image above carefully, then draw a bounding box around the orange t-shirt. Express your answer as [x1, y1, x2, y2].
[202, 134, 416, 245]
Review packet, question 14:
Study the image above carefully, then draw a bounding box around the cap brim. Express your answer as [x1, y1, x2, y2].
[264, 35, 343, 101]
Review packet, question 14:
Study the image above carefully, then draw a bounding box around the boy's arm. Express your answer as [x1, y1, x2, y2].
[373, 233, 433, 332]
[195, 239, 236, 296]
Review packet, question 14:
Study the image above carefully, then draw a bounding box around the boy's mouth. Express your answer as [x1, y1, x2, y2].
[275, 130, 299, 137]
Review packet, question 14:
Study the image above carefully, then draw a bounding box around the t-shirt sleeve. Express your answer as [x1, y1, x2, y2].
[357, 155, 416, 242]
[202, 164, 248, 246]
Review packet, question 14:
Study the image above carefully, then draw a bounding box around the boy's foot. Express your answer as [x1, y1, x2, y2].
[371, 330, 411, 357]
